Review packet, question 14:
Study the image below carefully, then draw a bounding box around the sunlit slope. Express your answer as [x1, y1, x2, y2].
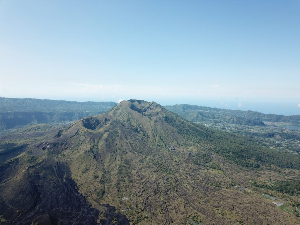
[0, 100, 299, 224]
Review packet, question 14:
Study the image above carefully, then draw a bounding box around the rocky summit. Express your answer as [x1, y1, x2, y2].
[0, 100, 299, 224]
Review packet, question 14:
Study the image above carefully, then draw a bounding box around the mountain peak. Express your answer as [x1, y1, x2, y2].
[2, 99, 300, 224]
[111, 99, 163, 116]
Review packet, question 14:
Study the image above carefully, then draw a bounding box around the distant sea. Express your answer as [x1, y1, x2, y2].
[219, 101, 300, 116]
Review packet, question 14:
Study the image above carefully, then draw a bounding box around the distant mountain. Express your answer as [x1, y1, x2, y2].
[0, 97, 116, 113]
[1, 97, 299, 132]
[165, 104, 300, 125]
[0, 97, 116, 131]
[0, 100, 299, 224]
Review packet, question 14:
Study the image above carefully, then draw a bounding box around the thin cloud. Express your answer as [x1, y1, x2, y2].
[238, 103, 243, 107]
[76, 83, 122, 90]
[298, 103, 300, 108]
[212, 84, 220, 88]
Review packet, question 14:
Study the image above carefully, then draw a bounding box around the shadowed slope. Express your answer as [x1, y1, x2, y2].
[0, 100, 299, 224]
[44, 100, 299, 224]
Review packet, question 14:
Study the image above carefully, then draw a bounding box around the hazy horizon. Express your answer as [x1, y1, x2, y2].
[1, 95, 299, 116]
[0, 1, 299, 115]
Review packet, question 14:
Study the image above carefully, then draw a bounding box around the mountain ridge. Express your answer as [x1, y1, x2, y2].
[0, 100, 299, 224]
[1, 97, 299, 133]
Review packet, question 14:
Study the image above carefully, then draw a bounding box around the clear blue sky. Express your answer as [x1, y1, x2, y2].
[0, 1, 299, 114]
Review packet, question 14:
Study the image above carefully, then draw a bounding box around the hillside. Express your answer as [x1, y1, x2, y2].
[0, 100, 300, 224]
[0, 97, 116, 113]
[0, 97, 116, 131]
[166, 104, 300, 154]
[165, 104, 300, 126]
[2, 97, 299, 133]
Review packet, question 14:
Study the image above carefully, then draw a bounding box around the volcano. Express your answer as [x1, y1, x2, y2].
[0, 100, 299, 224]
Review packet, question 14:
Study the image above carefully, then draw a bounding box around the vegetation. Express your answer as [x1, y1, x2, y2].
[254, 180, 300, 196]
[0, 97, 116, 131]
[0, 97, 116, 113]
[165, 104, 300, 125]
[0, 100, 299, 224]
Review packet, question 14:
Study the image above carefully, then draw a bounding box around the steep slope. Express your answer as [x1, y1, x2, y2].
[0, 100, 299, 224]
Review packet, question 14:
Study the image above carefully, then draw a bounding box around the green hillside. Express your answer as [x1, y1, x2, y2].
[0, 97, 116, 113]
[0, 100, 299, 224]
[0, 97, 116, 131]
[165, 104, 300, 125]
[2, 97, 299, 133]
